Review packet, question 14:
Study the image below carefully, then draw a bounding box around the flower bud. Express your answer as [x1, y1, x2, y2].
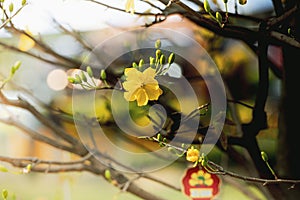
[223, 0, 228, 3]
[239, 0, 247, 5]
[22, 0, 27, 6]
[216, 12, 222, 24]
[67, 77, 76, 84]
[204, 0, 210, 13]
[261, 151, 268, 162]
[156, 49, 161, 59]
[2, 189, 8, 200]
[138, 59, 144, 67]
[132, 62, 138, 69]
[75, 74, 82, 84]
[149, 56, 155, 67]
[81, 71, 87, 82]
[11, 61, 21, 74]
[9, 3, 13, 12]
[155, 39, 161, 49]
[86, 66, 93, 77]
[104, 169, 111, 181]
[168, 53, 175, 64]
[0, 165, 8, 172]
[156, 133, 162, 141]
[160, 54, 166, 65]
[100, 69, 106, 80]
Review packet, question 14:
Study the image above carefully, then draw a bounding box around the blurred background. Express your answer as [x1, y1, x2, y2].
[0, 0, 281, 199]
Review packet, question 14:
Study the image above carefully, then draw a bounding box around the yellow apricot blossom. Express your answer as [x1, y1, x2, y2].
[123, 67, 163, 106]
[186, 146, 200, 163]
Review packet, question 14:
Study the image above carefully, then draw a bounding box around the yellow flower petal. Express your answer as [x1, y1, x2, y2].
[124, 89, 137, 101]
[124, 68, 134, 76]
[123, 80, 140, 91]
[136, 88, 148, 106]
[144, 83, 162, 100]
[143, 67, 156, 77]
[122, 67, 163, 106]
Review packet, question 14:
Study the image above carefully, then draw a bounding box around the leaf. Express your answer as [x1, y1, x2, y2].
[18, 29, 35, 51]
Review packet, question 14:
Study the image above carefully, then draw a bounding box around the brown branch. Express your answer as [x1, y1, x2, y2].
[0, 41, 71, 68]
[0, 91, 87, 156]
[0, 4, 26, 30]
[147, 138, 300, 187]
[208, 161, 300, 186]
[0, 155, 91, 173]
[0, 117, 75, 153]
[53, 19, 94, 52]
[87, 0, 162, 16]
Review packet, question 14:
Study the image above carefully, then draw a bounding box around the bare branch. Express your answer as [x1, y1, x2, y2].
[0, 91, 87, 155]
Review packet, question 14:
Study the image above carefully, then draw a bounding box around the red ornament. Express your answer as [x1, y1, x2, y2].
[182, 167, 221, 200]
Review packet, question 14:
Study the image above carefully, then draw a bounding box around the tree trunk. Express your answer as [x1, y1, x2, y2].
[277, 1, 300, 198]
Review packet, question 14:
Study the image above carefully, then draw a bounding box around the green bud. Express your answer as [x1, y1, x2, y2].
[156, 133, 162, 141]
[160, 54, 166, 65]
[2, 189, 8, 199]
[201, 154, 208, 167]
[75, 74, 82, 84]
[168, 53, 175, 64]
[149, 56, 155, 67]
[67, 76, 76, 84]
[223, 0, 228, 3]
[86, 66, 93, 78]
[9, 2, 14, 12]
[132, 62, 138, 69]
[155, 39, 161, 49]
[261, 151, 268, 162]
[138, 59, 144, 67]
[216, 12, 222, 24]
[100, 69, 106, 80]
[81, 71, 87, 82]
[156, 49, 161, 59]
[0, 165, 8, 172]
[239, 0, 247, 5]
[0, 0, 5, 3]
[11, 61, 21, 74]
[104, 169, 111, 181]
[22, 0, 27, 6]
[26, 164, 32, 172]
[204, 0, 210, 13]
